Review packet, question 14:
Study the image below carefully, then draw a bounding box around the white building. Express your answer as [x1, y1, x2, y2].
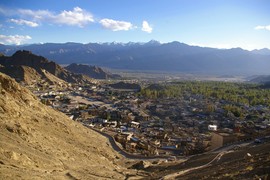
[208, 125, 217, 131]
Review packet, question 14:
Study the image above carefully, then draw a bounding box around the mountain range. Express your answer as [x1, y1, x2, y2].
[1, 41, 270, 75]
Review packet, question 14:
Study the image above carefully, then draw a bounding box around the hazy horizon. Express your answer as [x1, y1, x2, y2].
[2, 40, 270, 51]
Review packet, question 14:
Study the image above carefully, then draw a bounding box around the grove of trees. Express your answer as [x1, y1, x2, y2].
[139, 81, 270, 107]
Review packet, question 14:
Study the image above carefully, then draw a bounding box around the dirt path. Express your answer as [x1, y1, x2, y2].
[162, 151, 233, 179]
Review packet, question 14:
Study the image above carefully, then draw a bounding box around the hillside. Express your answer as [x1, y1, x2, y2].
[143, 142, 270, 179]
[65, 63, 121, 79]
[0, 72, 136, 179]
[109, 82, 141, 91]
[0, 65, 42, 85]
[250, 75, 270, 84]
[0, 41, 270, 75]
[0, 50, 92, 85]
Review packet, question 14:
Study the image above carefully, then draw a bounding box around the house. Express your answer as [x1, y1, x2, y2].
[109, 121, 117, 128]
[208, 125, 217, 131]
[210, 132, 236, 150]
[139, 111, 150, 121]
[121, 132, 133, 141]
[130, 121, 140, 128]
[80, 110, 90, 119]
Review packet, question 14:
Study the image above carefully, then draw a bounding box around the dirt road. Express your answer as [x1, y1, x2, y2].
[162, 151, 233, 179]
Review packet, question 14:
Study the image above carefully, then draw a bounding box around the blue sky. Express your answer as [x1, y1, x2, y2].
[0, 0, 269, 50]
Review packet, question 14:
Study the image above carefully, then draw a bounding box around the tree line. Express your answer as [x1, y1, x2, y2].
[139, 81, 270, 107]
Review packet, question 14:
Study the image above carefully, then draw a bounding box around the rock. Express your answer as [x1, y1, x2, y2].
[132, 160, 152, 169]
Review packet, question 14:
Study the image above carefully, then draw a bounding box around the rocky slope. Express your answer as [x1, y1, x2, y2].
[0, 50, 92, 85]
[65, 63, 120, 79]
[0, 65, 42, 85]
[144, 142, 270, 180]
[0, 72, 135, 179]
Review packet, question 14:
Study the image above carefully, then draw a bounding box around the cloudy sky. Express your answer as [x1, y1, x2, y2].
[0, 0, 269, 50]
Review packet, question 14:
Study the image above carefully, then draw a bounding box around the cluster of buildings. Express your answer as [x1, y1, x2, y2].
[28, 81, 270, 157]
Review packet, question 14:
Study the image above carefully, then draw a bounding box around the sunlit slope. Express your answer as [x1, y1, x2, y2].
[0, 72, 130, 179]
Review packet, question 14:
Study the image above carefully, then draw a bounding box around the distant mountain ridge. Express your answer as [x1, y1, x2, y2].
[249, 75, 270, 84]
[0, 41, 270, 75]
[65, 63, 121, 79]
[251, 48, 270, 55]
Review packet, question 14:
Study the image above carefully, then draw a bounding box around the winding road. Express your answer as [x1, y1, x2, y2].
[88, 126, 253, 179]
[89, 127, 170, 160]
[162, 150, 233, 179]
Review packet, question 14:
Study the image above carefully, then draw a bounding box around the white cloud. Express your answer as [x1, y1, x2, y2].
[54, 7, 94, 27]
[255, 25, 270, 31]
[99, 18, 133, 31]
[0, 34, 32, 45]
[141, 21, 153, 33]
[255, 26, 264, 30]
[9, 18, 39, 27]
[1, 7, 94, 27]
[17, 9, 52, 20]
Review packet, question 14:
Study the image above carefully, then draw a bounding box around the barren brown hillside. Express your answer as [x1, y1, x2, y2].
[0, 72, 136, 179]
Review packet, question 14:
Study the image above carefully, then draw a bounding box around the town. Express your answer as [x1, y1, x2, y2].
[25, 78, 270, 158]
